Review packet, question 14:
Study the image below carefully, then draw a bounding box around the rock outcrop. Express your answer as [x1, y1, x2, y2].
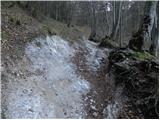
[107, 49, 159, 118]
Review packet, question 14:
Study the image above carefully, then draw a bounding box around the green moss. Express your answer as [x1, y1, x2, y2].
[2, 31, 10, 40]
[130, 51, 155, 61]
[41, 25, 58, 36]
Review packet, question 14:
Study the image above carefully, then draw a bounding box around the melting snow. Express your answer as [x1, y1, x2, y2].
[103, 101, 120, 119]
[85, 40, 107, 72]
[3, 35, 120, 119]
[5, 36, 90, 118]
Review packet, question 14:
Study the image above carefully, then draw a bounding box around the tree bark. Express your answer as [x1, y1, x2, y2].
[150, 2, 159, 57]
[88, 2, 97, 41]
[110, 2, 122, 41]
[129, 1, 158, 52]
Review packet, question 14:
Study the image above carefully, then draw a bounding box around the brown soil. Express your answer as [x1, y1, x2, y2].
[72, 42, 115, 118]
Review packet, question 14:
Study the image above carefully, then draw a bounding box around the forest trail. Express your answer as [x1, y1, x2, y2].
[2, 35, 122, 119]
[1, 1, 158, 119]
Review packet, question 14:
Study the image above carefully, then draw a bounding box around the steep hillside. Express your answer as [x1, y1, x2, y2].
[1, 1, 159, 119]
[1, 3, 90, 61]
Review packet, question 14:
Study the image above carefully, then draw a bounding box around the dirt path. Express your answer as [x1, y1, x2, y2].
[72, 39, 123, 118]
[1, 35, 123, 118]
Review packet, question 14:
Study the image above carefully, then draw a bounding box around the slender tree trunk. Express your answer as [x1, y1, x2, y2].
[104, 8, 110, 36]
[113, 2, 122, 41]
[120, 11, 122, 47]
[113, 1, 116, 27]
[89, 2, 97, 41]
[110, 2, 122, 41]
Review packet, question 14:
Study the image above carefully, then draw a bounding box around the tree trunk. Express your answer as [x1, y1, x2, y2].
[88, 2, 97, 42]
[150, 2, 159, 57]
[120, 11, 122, 47]
[129, 1, 158, 52]
[110, 2, 122, 41]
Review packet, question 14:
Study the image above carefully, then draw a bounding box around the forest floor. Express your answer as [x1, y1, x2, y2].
[1, 5, 126, 119]
[1, 4, 158, 119]
[2, 34, 129, 118]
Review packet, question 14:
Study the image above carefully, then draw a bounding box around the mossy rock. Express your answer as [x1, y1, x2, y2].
[99, 36, 119, 48]
[109, 51, 126, 63]
[130, 51, 155, 61]
[41, 25, 58, 36]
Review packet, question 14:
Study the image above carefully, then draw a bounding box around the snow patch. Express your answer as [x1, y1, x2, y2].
[85, 40, 107, 72]
[5, 36, 90, 118]
[103, 102, 120, 119]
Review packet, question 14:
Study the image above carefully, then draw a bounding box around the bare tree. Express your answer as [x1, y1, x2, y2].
[110, 1, 122, 41]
